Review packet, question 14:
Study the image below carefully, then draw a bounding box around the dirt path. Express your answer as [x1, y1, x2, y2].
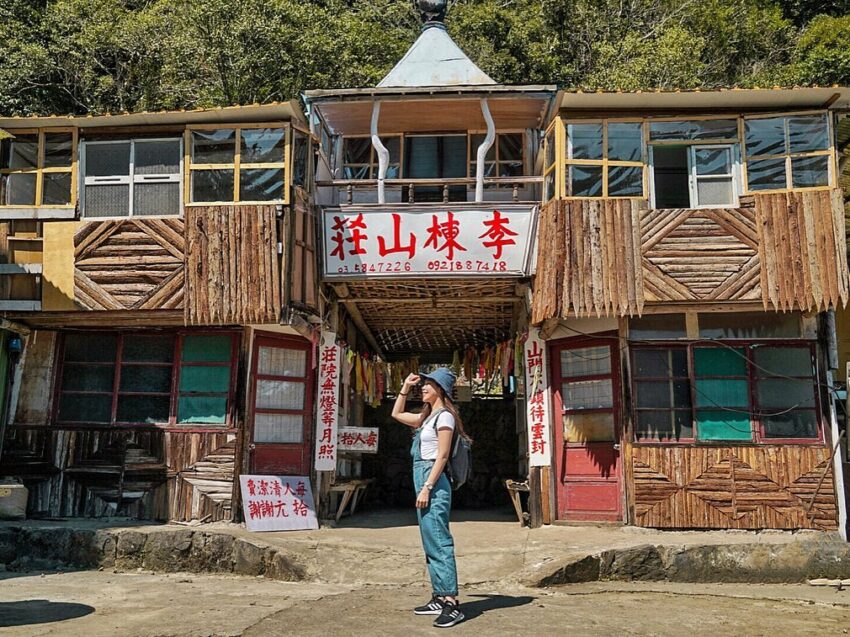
[2, 571, 850, 636]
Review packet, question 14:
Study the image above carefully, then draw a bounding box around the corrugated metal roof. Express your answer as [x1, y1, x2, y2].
[378, 24, 495, 89]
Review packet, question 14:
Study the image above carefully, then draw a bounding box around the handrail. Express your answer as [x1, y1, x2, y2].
[317, 176, 543, 204]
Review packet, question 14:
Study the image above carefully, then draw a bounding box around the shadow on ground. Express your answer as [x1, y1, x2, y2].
[460, 593, 535, 621]
[0, 600, 95, 627]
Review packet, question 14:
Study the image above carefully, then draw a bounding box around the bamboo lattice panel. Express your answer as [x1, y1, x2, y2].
[185, 205, 281, 325]
[74, 219, 185, 311]
[632, 446, 838, 530]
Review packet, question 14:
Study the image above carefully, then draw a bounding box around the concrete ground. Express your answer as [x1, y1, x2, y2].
[2, 571, 850, 636]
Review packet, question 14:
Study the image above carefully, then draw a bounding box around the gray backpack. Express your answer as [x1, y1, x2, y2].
[430, 409, 472, 491]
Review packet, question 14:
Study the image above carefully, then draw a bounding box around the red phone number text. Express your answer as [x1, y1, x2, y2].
[336, 261, 510, 274]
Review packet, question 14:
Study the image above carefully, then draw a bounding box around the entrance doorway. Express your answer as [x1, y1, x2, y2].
[551, 337, 623, 522]
[248, 334, 314, 475]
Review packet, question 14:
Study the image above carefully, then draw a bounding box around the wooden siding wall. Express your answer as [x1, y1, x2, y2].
[74, 219, 185, 311]
[185, 205, 281, 325]
[0, 427, 235, 522]
[531, 189, 849, 322]
[631, 446, 837, 530]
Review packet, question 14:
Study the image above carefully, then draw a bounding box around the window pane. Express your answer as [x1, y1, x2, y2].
[694, 379, 749, 408]
[568, 165, 603, 197]
[192, 130, 235, 164]
[59, 393, 112, 423]
[629, 314, 687, 339]
[1, 173, 36, 205]
[499, 161, 523, 178]
[560, 346, 610, 378]
[343, 138, 371, 165]
[85, 184, 130, 217]
[292, 131, 308, 187]
[763, 411, 818, 439]
[241, 128, 284, 164]
[499, 134, 523, 162]
[756, 379, 816, 409]
[254, 413, 303, 443]
[561, 378, 613, 410]
[747, 158, 786, 191]
[119, 364, 172, 393]
[258, 346, 306, 377]
[694, 147, 732, 175]
[568, 124, 603, 160]
[753, 347, 813, 377]
[86, 143, 130, 177]
[470, 134, 496, 162]
[116, 394, 170, 424]
[545, 131, 555, 168]
[635, 380, 690, 408]
[698, 312, 799, 339]
[636, 410, 693, 441]
[1, 134, 38, 169]
[61, 364, 114, 392]
[608, 165, 643, 196]
[240, 168, 284, 201]
[791, 155, 829, 189]
[123, 335, 174, 362]
[696, 177, 734, 207]
[404, 135, 468, 179]
[544, 172, 555, 201]
[177, 396, 227, 424]
[182, 335, 233, 362]
[135, 140, 180, 175]
[134, 182, 180, 216]
[608, 123, 642, 161]
[649, 119, 737, 141]
[344, 165, 370, 180]
[44, 133, 73, 168]
[651, 145, 690, 208]
[696, 410, 752, 441]
[42, 173, 72, 205]
[256, 379, 305, 410]
[192, 169, 234, 202]
[788, 114, 829, 153]
[745, 117, 786, 157]
[384, 137, 401, 164]
[633, 348, 688, 378]
[694, 347, 746, 377]
[64, 334, 118, 362]
[179, 365, 231, 393]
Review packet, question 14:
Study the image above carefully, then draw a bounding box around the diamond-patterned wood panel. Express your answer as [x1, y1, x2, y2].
[74, 219, 185, 311]
[632, 446, 838, 530]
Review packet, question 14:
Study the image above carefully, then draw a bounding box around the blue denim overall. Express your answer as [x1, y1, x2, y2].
[411, 422, 458, 597]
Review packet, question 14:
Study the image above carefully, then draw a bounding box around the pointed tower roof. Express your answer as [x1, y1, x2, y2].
[377, 11, 496, 89]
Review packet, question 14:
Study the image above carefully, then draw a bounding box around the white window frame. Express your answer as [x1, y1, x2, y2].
[81, 138, 183, 219]
[648, 143, 741, 210]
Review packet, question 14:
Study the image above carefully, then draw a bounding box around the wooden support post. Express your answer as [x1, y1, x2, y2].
[442, 184, 449, 203]
[513, 183, 519, 203]
[541, 466, 552, 525]
[346, 184, 353, 205]
[528, 466, 543, 528]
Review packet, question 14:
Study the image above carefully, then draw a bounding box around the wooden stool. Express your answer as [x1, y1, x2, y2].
[329, 478, 374, 522]
[505, 479, 530, 527]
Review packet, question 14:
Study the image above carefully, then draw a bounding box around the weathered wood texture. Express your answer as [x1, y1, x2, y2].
[284, 188, 319, 311]
[755, 190, 849, 311]
[185, 205, 281, 325]
[74, 219, 185, 311]
[531, 190, 849, 322]
[13, 330, 56, 426]
[632, 446, 837, 530]
[531, 198, 644, 321]
[0, 427, 235, 522]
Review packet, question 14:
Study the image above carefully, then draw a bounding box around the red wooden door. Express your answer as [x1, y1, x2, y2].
[249, 334, 314, 475]
[551, 337, 623, 522]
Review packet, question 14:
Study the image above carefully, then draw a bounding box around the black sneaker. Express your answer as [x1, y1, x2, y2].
[413, 595, 446, 615]
[433, 601, 464, 628]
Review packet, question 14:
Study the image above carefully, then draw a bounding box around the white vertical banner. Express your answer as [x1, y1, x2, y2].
[314, 331, 340, 472]
[524, 327, 552, 467]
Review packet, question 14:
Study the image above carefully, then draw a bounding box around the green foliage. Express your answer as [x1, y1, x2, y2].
[0, 0, 847, 117]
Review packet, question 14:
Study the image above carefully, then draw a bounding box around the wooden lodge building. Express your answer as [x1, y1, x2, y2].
[2, 1, 850, 534]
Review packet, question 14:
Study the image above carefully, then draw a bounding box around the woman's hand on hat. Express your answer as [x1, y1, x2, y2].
[404, 373, 421, 389]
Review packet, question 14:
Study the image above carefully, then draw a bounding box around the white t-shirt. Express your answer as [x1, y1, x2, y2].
[419, 410, 456, 460]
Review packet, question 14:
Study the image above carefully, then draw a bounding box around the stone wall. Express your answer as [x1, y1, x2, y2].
[361, 397, 522, 509]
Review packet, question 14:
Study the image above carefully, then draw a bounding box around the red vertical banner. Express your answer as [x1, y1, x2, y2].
[314, 331, 340, 472]
[524, 327, 552, 467]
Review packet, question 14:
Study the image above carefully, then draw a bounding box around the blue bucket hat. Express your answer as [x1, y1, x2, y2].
[420, 367, 456, 397]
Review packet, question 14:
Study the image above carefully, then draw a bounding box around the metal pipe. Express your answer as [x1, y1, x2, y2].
[475, 98, 496, 203]
[370, 102, 389, 205]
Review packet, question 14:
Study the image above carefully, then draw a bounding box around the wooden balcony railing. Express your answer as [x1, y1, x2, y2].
[316, 176, 543, 205]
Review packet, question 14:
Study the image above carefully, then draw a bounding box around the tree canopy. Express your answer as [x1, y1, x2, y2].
[0, 0, 848, 116]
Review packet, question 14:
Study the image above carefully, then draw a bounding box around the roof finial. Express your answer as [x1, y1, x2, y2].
[415, 0, 448, 30]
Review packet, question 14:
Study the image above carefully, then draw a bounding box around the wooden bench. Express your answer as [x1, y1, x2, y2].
[505, 479, 530, 527]
[329, 478, 374, 522]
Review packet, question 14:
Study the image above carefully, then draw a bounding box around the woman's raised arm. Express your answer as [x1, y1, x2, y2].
[391, 373, 421, 428]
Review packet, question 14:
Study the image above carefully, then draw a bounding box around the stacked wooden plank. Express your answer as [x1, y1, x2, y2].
[756, 189, 849, 312]
[185, 205, 281, 325]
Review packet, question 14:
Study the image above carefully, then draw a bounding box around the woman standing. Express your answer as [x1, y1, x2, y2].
[391, 368, 467, 628]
